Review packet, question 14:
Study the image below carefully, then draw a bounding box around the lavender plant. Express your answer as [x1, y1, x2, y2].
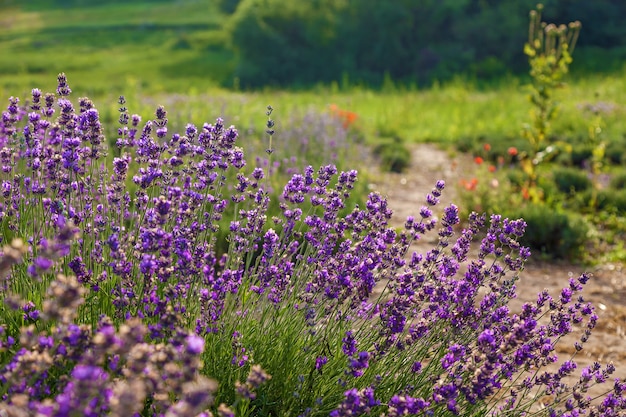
[0, 75, 625, 416]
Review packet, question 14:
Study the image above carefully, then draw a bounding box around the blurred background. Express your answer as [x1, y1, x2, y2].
[1, 0, 625, 96]
[2, 0, 626, 263]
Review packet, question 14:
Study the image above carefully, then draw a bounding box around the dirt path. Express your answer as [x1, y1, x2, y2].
[369, 143, 626, 396]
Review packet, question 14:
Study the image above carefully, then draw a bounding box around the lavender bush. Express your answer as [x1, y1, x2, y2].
[0, 74, 625, 416]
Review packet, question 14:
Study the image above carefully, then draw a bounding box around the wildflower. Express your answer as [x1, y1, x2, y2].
[247, 364, 272, 389]
[330, 387, 379, 417]
[329, 104, 358, 128]
[474, 156, 484, 165]
[341, 111, 358, 128]
[387, 395, 430, 416]
[42, 274, 86, 323]
[461, 178, 478, 191]
[349, 351, 370, 377]
[508, 146, 519, 156]
[342, 330, 357, 356]
[56, 72, 72, 97]
[0, 238, 27, 282]
[235, 365, 272, 400]
[488, 164, 496, 172]
[168, 377, 218, 416]
[109, 379, 147, 416]
[315, 356, 328, 371]
[218, 403, 235, 417]
[186, 334, 205, 355]
[483, 143, 491, 151]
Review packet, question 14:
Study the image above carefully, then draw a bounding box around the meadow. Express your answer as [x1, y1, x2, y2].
[2, 0, 626, 146]
[1, 1, 626, 416]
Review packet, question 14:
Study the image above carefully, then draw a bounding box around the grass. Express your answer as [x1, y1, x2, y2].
[2, 1, 626, 148]
[0, 1, 233, 95]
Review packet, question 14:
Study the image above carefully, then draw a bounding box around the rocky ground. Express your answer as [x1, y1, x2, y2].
[369, 143, 626, 402]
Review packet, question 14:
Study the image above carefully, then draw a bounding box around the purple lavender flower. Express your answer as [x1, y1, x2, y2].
[348, 351, 370, 377]
[56, 73, 72, 96]
[342, 331, 357, 356]
[1, 76, 624, 417]
[387, 394, 430, 416]
[330, 387, 379, 416]
[186, 334, 204, 355]
[315, 356, 328, 371]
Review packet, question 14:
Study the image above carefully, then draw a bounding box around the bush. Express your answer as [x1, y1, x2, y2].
[552, 166, 593, 194]
[605, 140, 626, 164]
[216, 0, 242, 14]
[570, 144, 594, 167]
[610, 171, 626, 190]
[226, 0, 346, 87]
[506, 169, 527, 187]
[224, 0, 626, 88]
[0, 75, 623, 417]
[507, 204, 589, 260]
[373, 137, 411, 173]
[595, 189, 626, 213]
[455, 136, 529, 164]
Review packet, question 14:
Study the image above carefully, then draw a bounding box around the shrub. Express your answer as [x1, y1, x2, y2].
[506, 169, 527, 187]
[595, 189, 626, 213]
[216, 0, 242, 14]
[454, 135, 477, 154]
[605, 140, 626, 165]
[507, 203, 589, 259]
[0, 75, 624, 416]
[373, 136, 411, 173]
[570, 143, 594, 167]
[610, 171, 626, 189]
[552, 166, 593, 194]
[226, 0, 346, 87]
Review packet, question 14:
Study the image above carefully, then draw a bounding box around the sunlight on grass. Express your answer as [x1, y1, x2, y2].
[2, 1, 626, 151]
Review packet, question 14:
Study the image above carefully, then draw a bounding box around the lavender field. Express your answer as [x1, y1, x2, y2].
[0, 74, 623, 416]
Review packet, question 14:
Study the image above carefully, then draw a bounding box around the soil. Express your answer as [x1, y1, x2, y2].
[368, 143, 626, 400]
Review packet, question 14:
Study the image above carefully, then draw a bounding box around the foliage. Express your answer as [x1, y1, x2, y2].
[507, 204, 589, 260]
[521, 3, 581, 191]
[3, 0, 626, 92]
[605, 140, 626, 165]
[458, 156, 592, 261]
[3, 0, 626, 153]
[224, 0, 626, 88]
[594, 189, 626, 214]
[216, 0, 242, 14]
[552, 166, 592, 194]
[373, 137, 411, 173]
[609, 172, 626, 190]
[568, 144, 594, 167]
[1, 76, 625, 416]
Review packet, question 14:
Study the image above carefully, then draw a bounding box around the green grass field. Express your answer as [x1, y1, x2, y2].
[0, 1, 233, 95]
[2, 0, 626, 148]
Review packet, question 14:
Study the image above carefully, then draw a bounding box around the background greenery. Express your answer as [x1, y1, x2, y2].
[225, 0, 626, 88]
[2, 0, 626, 261]
[1, 0, 626, 94]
